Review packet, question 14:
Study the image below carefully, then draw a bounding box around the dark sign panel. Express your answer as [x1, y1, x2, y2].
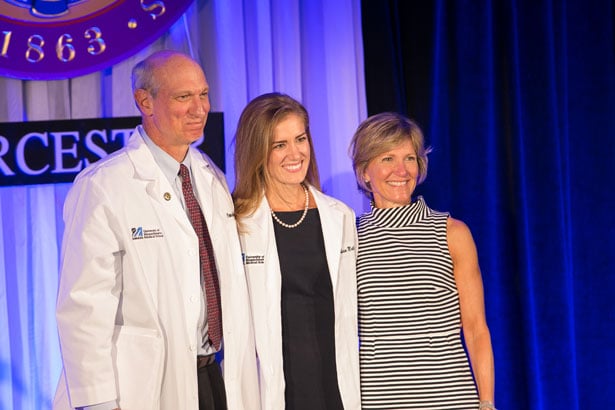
[0, 114, 225, 186]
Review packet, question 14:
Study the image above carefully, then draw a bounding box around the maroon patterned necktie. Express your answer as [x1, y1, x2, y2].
[179, 164, 223, 350]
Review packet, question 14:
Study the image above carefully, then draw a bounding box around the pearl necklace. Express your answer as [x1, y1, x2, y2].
[271, 183, 310, 229]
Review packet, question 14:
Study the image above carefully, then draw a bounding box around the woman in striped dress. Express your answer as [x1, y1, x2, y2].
[349, 113, 495, 410]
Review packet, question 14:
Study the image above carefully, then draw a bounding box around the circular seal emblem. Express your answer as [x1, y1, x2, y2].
[0, 0, 194, 80]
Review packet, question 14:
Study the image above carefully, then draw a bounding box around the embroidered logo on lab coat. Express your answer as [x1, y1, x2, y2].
[242, 253, 265, 265]
[131, 226, 164, 240]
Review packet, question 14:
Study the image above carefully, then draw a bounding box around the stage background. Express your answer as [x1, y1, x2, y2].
[1, 0, 614, 409]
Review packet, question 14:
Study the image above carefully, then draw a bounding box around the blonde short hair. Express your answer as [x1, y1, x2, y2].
[349, 112, 431, 198]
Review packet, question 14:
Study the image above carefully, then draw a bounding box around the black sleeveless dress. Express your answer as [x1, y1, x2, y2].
[272, 208, 344, 410]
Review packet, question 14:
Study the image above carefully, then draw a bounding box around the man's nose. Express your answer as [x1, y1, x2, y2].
[192, 97, 209, 115]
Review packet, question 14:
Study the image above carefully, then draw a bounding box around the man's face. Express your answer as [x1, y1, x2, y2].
[140, 55, 210, 152]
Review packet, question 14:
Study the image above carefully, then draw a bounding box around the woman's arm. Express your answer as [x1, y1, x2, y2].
[447, 217, 495, 404]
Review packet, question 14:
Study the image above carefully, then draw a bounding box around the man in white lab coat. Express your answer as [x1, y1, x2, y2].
[53, 50, 259, 410]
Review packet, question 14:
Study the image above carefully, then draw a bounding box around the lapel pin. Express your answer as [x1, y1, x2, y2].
[163, 192, 172, 201]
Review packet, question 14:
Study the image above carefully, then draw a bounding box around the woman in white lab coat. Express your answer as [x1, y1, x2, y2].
[232, 92, 361, 410]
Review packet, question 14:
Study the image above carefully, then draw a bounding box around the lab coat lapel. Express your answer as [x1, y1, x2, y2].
[244, 198, 281, 333]
[248, 198, 279, 295]
[311, 187, 343, 293]
[125, 130, 194, 236]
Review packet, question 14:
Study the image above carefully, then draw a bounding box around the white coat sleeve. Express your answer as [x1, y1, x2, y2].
[56, 175, 124, 407]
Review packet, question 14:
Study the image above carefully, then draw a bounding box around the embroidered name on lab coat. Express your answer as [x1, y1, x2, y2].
[340, 245, 355, 254]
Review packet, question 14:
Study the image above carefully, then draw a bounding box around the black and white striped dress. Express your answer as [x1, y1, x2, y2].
[357, 197, 479, 409]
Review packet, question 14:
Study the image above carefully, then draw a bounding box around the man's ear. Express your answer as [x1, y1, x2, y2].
[134, 89, 153, 114]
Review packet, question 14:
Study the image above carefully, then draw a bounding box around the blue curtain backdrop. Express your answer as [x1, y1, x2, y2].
[361, 0, 614, 408]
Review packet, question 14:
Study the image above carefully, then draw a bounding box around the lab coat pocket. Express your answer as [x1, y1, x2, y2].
[112, 325, 163, 409]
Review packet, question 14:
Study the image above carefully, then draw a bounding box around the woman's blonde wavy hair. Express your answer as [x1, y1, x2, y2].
[232, 93, 321, 226]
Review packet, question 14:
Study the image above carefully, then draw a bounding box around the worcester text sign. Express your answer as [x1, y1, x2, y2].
[0, 114, 225, 186]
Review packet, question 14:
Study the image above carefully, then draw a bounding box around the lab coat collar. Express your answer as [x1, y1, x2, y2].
[248, 185, 345, 293]
[124, 128, 195, 235]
